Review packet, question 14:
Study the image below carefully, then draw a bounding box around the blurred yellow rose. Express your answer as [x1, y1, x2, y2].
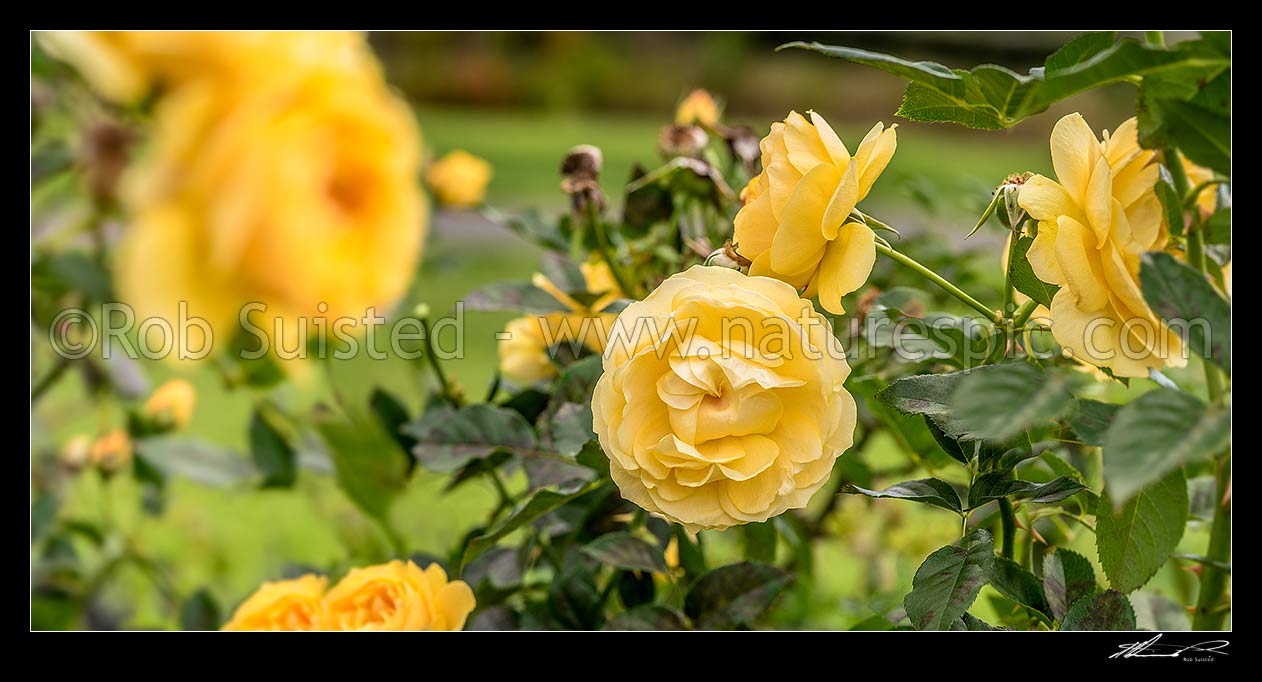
[90, 428, 132, 473]
[591, 265, 856, 531]
[426, 150, 493, 208]
[142, 378, 197, 429]
[37, 31, 370, 102]
[222, 574, 328, 631]
[1221, 260, 1232, 297]
[116, 61, 425, 352]
[734, 111, 896, 315]
[321, 560, 475, 631]
[675, 89, 720, 128]
[498, 260, 624, 385]
[1018, 114, 1185, 377]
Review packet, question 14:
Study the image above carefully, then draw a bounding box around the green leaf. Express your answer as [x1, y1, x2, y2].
[1044, 32, 1118, 73]
[135, 438, 255, 487]
[1102, 388, 1229, 504]
[875, 370, 968, 435]
[551, 354, 604, 404]
[575, 440, 610, 478]
[1068, 399, 1120, 446]
[403, 403, 538, 473]
[581, 532, 668, 574]
[842, 478, 962, 513]
[1131, 591, 1192, 630]
[179, 588, 221, 631]
[1205, 208, 1231, 245]
[968, 473, 1087, 509]
[990, 556, 1050, 617]
[313, 406, 411, 522]
[1060, 590, 1136, 631]
[742, 521, 777, 563]
[787, 36, 1227, 131]
[1155, 174, 1185, 237]
[461, 480, 603, 568]
[853, 375, 958, 466]
[464, 281, 570, 314]
[1139, 252, 1231, 372]
[1097, 468, 1188, 593]
[249, 409, 296, 489]
[684, 561, 793, 630]
[951, 362, 1077, 442]
[1042, 548, 1097, 622]
[604, 605, 688, 631]
[904, 530, 995, 631]
[953, 612, 1005, 631]
[548, 565, 603, 630]
[369, 388, 417, 460]
[1008, 236, 1060, 308]
[484, 207, 569, 253]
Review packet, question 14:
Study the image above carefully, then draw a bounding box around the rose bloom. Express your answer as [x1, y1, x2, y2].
[426, 150, 493, 208]
[499, 260, 624, 385]
[675, 89, 720, 128]
[36, 31, 369, 103]
[1018, 114, 1185, 377]
[321, 561, 475, 631]
[115, 60, 425, 351]
[89, 428, 132, 473]
[221, 574, 328, 631]
[734, 111, 896, 315]
[591, 265, 857, 531]
[142, 378, 197, 429]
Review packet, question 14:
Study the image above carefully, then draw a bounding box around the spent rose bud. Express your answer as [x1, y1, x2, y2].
[59, 435, 93, 472]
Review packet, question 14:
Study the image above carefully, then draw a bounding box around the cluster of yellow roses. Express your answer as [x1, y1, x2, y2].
[59, 378, 197, 474]
[221, 560, 475, 631]
[38, 31, 426, 347]
[590, 108, 1201, 530]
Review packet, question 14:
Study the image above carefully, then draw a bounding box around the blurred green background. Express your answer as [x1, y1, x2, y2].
[32, 31, 1207, 630]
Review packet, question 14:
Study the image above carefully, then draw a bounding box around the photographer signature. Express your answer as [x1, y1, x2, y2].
[1111, 634, 1229, 660]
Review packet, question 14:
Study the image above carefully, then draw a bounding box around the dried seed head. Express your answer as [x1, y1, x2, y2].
[561, 144, 603, 179]
[657, 124, 709, 158]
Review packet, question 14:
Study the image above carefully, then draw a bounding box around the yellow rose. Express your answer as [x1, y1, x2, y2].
[222, 574, 328, 631]
[1018, 114, 1185, 377]
[89, 428, 132, 473]
[591, 265, 857, 531]
[321, 560, 475, 631]
[116, 61, 425, 351]
[1221, 260, 1232, 297]
[426, 150, 493, 208]
[676, 89, 720, 128]
[498, 260, 624, 385]
[142, 378, 197, 429]
[734, 111, 896, 315]
[37, 31, 370, 102]
[499, 316, 560, 385]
